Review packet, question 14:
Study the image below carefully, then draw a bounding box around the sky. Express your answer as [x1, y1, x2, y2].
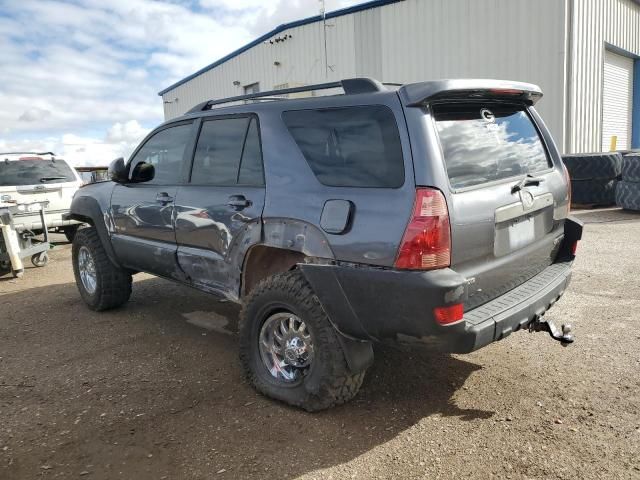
[0, 0, 362, 166]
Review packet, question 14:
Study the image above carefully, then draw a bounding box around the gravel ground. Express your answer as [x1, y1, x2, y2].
[1, 208, 639, 480]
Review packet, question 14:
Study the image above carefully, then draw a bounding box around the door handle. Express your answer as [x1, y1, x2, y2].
[227, 195, 252, 209]
[155, 192, 174, 204]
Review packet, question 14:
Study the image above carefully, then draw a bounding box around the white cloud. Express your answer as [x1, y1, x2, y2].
[18, 108, 52, 123]
[105, 120, 147, 143]
[0, 120, 150, 167]
[0, 0, 363, 165]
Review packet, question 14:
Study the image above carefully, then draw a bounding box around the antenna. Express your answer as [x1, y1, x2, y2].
[320, 0, 328, 79]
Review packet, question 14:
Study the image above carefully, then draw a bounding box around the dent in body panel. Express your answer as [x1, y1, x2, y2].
[262, 218, 334, 259]
[178, 219, 263, 301]
[177, 218, 333, 301]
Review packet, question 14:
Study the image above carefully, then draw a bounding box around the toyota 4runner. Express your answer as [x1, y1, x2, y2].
[69, 78, 583, 411]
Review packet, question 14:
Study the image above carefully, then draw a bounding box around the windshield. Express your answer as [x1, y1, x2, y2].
[432, 103, 551, 189]
[0, 159, 76, 187]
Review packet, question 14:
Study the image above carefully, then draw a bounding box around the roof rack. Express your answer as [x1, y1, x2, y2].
[187, 77, 386, 113]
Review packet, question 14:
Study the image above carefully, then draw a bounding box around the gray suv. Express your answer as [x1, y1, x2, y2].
[69, 78, 582, 411]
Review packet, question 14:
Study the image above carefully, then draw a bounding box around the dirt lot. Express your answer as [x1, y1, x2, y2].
[1, 208, 639, 480]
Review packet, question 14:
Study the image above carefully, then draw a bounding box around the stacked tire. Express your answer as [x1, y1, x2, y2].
[562, 152, 622, 207]
[616, 153, 640, 211]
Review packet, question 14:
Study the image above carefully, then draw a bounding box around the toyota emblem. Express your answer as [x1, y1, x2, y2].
[480, 108, 495, 123]
[519, 189, 535, 210]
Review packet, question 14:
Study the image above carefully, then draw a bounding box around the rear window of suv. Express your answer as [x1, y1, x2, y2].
[432, 103, 551, 189]
[282, 106, 404, 188]
[0, 159, 76, 187]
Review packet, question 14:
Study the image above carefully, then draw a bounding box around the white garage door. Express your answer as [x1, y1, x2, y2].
[602, 50, 634, 151]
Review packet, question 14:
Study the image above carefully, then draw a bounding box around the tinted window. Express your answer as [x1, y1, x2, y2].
[433, 103, 551, 189]
[282, 106, 404, 188]
[191, 117, 263, 186]
[130, 123, 193, 185]
[0, 159, 76, 186]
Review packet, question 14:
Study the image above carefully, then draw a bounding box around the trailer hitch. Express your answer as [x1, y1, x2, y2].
[529, 316, 574, 346]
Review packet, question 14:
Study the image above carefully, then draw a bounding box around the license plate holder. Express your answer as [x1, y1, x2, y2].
[508, 216, 535, 251]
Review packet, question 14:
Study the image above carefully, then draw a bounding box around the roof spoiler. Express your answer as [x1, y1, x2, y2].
[398, 79, 543, 107]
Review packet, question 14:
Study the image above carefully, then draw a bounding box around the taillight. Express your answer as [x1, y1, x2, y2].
[561, 162, 572, 212]
[395, 188, 451, 270]
[571, 241, 578, 256]
[434, 304, 464, 325]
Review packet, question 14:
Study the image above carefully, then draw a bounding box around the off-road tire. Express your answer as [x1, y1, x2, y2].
[63, 225, 81, 243]
[72, 227, 132, 311]
[621, 154, 640, 182]
[616, 181, 640, 211]
[562, 152, 622, 180]
[571, 179, 617, 206]
[239, 270, 366, 411]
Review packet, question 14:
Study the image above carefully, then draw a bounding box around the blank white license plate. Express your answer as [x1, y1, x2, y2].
[508, 217, 535, 250]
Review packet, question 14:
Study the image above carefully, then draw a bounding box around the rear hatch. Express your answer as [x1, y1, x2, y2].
[429, 100, 568, 310]
[0, 157, 80, 224]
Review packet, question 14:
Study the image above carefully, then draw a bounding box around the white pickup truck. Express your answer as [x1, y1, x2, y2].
[0, 152, 83, 241]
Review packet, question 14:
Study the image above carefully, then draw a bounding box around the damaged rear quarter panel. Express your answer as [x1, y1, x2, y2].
[257, 98, 416, 268]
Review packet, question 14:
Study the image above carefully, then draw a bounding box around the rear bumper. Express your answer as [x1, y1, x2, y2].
[301, 259, 572, 353]
[300, 217, 583, 354]
[446, 261, 571, 352]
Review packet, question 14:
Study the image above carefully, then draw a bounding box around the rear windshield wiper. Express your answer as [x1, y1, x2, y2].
[39, 176, 67, 183]
[511, 174, 544, 194]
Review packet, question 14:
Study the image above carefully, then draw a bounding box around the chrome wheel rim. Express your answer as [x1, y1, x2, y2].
[78, 246, 97, 295]
[259, 312, 314, 383]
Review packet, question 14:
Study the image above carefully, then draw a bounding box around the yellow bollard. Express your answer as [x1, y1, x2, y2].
[609, 135, 617, 151]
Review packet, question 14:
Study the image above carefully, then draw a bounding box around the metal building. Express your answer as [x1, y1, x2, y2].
[159, 0, 640, 153]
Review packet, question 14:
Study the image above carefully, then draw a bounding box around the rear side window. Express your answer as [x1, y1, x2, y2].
[432, 103, 551, 189]
[282, 106, 404, 188]
[191, 117, 264, 186]
[0, 159, 75, 186]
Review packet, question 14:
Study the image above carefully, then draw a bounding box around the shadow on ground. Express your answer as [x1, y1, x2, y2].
[571, 206, 640, 224]
[0, 276, 493, 479]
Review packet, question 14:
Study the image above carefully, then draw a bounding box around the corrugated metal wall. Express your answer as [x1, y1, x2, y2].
[569, 0, 640, 153]
[163, 0, 567, 146]
[374, 0, 567, 148]
[161, 15, 357, 119]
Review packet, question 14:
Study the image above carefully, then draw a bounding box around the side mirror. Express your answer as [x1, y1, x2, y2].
[108, 157, 128, 183]
[130, 161, 155, 183]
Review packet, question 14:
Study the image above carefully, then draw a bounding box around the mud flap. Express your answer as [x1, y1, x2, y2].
[298, 264, 373, 374]
[335, 334, 374, 374]
[563, 216, 584, 257]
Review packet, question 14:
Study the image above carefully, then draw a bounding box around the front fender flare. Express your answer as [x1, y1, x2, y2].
[69, 193, 121, 267]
